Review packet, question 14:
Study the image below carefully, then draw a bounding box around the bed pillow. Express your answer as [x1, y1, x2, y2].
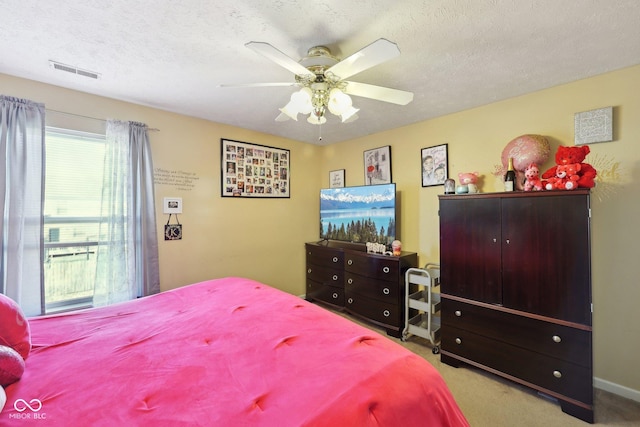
[0, 293, 31, 360]
[0, 383, 6, 413]
[0, 345, 25, 387]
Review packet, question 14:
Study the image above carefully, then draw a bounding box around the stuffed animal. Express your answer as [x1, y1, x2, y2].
[542, 145, 597, 188]
[523, 163, 544, 191]
[0, 294, 31, 411]
[458, 172, 480, 193]
[544, 163, 582, 190]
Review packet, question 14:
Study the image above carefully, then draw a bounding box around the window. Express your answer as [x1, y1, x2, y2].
[43, 128, 106, 312]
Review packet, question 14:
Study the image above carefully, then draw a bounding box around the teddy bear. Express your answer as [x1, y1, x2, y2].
[542, 145, 597, 188]
[523, 163, 544, 191]
[544, 163, 582, 190]
[458, 172, 480, 193]
[0, 293, 31, 412]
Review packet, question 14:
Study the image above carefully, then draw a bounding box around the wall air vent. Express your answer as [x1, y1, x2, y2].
[49, 61, 100, 79]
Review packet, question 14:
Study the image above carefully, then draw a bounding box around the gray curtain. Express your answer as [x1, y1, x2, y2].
[0, 95, 45, 316]
[93, 120, 159, 307]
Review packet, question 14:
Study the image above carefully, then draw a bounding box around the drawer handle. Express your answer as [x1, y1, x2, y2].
[307, 268, 312, 274]
[383, 310, 390, 317]
[383, 287, 390, 295]
[347, 259, 353, 265]
[454, 310, 462, 317]
[332, 256, 338, 263]
[493, 238, 497, 243]
[348, 298, 353, 304]
[553, 370, 562, 379]
[332, 292, 339, 299]
[382, 266, 390, 274]
[332, 274, 338, 281]
[506, 239, 510, 244]
[455, 338, 462, 345]
[347, 278, 353, 284]
[552, 335, 562, 343]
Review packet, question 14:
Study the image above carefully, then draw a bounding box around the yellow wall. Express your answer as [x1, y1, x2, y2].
[323, 65, 640, 399]
[1, 73, 322, 296]
[2, 64, 639, 398]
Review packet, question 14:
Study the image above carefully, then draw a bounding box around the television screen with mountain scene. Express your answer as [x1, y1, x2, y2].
[320, 183, 396, 244]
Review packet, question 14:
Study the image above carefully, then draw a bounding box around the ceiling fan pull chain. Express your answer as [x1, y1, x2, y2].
[318, 122, 322, 142]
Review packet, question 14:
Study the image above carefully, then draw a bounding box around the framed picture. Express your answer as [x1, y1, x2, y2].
[163, 197, 183, 214]
[329, 169, 345, 188]
[421, 143, 448, 187]
[364, 145, 392, 185]
[221, 138, 290, 198]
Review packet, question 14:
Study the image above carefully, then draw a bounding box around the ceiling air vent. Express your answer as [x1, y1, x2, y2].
[49, 61, 100, 79]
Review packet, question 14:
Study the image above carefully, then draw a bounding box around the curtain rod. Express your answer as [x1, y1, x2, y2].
[46, 109, 160, 131]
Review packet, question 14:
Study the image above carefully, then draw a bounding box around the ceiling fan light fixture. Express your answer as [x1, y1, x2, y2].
[307, 115, 327, 125]
[279, 103, 299, 121]
[341, 106, 359, 123]
[327, 88, 352, 115]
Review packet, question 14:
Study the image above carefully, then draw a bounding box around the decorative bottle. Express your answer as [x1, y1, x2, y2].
[504, 157, 516, 192]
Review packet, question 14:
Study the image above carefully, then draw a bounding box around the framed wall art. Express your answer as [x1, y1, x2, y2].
[329, 169, 345, 188]
[364, 145, 392, 185]
[421, 143, 448, 187]
[574, 106, 613, 145]
[221, 138, 290, 198]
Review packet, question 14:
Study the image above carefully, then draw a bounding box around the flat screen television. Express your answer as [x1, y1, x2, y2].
[320, 183, 397, 245]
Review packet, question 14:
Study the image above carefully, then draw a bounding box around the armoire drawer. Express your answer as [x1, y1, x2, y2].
[306, 263, 343, 287]
[441, 325, 593, 405]
[344, 272, 399, 303]
[344, 252, 399, 280]
[442, 298, 591, 367]
[306, 279, 344, 307]
[345, 292, 399, 327]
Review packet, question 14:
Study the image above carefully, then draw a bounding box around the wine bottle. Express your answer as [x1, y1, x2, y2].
[504, 157, 516, 191]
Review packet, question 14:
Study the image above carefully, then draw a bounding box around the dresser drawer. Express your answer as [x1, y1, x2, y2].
[345, 272, 399, 303]
[442, 325, 593, 405]
[306, 245, 344, 268]
[306, 263, 343, 287]
[345, 292, 399, 327]
[442, 298, 591, 367]
[307, 279, 344, 307]
[344, 251, 398, 280]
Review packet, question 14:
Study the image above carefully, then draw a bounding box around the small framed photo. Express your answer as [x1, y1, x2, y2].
[329, 169, 345, 188]
[163, 197, 183, 214]
[364, 145, 392, 185]
[421, 144, 449, 187]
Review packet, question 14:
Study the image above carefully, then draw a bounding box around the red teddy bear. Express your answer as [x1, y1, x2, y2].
[542, 145, 597, 188]
[545, 163, 581, 190]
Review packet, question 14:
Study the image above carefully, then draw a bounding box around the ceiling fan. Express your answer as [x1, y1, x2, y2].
[220, 39, 414, 125]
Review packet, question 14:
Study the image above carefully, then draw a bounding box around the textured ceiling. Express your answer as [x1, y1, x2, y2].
[2, 0, 640, 145]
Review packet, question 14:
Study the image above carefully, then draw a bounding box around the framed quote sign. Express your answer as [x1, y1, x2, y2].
[221, 138, 290, 198]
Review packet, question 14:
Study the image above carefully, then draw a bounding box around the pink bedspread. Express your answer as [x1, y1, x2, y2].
[2, 277, 468, 426]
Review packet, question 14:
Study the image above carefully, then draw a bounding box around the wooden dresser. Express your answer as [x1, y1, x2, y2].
[438, 190, 593, 423]
[306, 241, 417, 337]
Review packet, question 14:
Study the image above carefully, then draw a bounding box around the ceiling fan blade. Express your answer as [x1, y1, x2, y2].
[343, 81, 414, 105]
[326, 39, 400, 80]
[218, 82, 296, 88]
[245, 42, 315, 78]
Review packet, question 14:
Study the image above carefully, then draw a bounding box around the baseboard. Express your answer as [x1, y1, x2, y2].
[595, 377, 640, 403]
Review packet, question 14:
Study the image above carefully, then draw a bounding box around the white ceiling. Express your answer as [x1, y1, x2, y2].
[2, 0, 640, 145]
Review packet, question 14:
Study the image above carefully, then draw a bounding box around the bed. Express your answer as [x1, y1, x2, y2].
[2, 277, 468, 426]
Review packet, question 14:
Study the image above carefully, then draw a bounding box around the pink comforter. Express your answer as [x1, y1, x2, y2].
[2, 277, 468, 426]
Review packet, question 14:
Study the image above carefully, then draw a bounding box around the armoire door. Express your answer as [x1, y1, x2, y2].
[440, 197, 502, 304]
[501, 194, 591, 325]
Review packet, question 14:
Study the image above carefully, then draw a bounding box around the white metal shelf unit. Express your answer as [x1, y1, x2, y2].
[402, 264, 441, 354]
